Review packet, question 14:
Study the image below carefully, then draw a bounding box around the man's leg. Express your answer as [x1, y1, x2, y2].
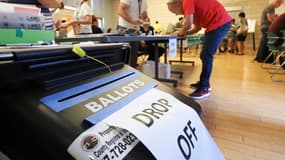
[190, 22, 231, 99]
[199, 22, 231, 89]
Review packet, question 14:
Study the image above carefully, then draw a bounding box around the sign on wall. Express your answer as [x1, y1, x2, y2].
[247, 19, 256, 33]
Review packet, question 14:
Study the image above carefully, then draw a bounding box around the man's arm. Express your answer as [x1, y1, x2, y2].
[177, 14, 200, 36]
[73, 15, 92, 25]
[60, 14, 92, 29]
[140, 11, 148, 20]
[37, 0, 64, 8]
[267, 13, 277, 23]
[185, 25, 201, 35]
[118, 2, 132, 23]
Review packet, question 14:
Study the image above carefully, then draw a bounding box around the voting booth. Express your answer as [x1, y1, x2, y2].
[0, 43, 223, 160]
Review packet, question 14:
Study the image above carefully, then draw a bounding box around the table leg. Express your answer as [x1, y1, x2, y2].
[252, 32, 256, 51]
[129, 41, 139, 67]
[154, 42, 159, 79]
[180, 38, 183, 61]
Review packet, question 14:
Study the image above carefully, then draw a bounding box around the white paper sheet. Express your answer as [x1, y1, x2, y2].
[168, 37, 177, 58]
[103, 88, 224, 160]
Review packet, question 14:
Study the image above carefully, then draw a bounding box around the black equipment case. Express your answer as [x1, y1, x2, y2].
[0, 43, 201, 160]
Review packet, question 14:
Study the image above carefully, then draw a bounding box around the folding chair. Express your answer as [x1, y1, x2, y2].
[187, 34, 204, 56]
[137, 50, 149, 62]
[269, 37, 285, 82]
[168, 34, 204, 65]
[261, 32, 283, 70]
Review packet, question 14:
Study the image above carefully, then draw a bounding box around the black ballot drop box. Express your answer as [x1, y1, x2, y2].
[0, 43, 202, 160]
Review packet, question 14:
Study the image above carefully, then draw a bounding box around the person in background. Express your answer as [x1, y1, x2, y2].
[138, 18, 165, 61]
[255, 0, 284, 62]
[269, 12, 285, 47]
[219, 18, 237, 53]
[269, 12, 285, 68]
[227, 18, 237, 53]
[236, 12, 248, 55]
[167, 0, 232, 100]
[60, 0, 93, 35]
[106, 28, 112, 33]
[165, 23, 176, 34]
[153, 20, 162, 34]
[117, 0, 148, 32]
[175, 17, 184, 31]
[117, 0, 149, 67]
[91, 15, 103, 34]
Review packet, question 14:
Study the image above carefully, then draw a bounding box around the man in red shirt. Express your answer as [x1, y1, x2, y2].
[167, 0, 232, 100]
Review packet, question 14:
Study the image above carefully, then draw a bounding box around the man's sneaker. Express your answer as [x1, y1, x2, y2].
[189, 82, 212, 91]
[189, 88, 210, 100]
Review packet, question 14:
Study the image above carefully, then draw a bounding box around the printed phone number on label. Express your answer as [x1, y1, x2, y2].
[101, 132, 139, 160]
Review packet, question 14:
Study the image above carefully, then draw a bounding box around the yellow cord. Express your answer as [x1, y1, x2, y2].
[72, 45, 112, 72]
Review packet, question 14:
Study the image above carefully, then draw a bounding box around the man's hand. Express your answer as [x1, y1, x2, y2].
[171, 31, 183, 36]
[132, 19, 144, 26]
[171, 31, 178, 36]
[60, 20, 75, 28]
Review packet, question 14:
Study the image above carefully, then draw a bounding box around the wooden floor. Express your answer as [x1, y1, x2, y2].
[141, 49, 285, 160]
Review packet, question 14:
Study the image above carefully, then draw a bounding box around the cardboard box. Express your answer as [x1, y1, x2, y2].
[141, 60, 171, 79]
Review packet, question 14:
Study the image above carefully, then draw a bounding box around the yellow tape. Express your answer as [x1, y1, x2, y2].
[72, 45, 86, 58]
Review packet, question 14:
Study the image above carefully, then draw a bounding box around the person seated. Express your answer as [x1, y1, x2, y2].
[269, 12, 285, 67]
[165, 17, 184, 34]
[153, 21, 162, 34]
[269, 12, 285, 47]
[91, 15, 103, 34]
[106, 28, 112, 33]
[175, 17, 184, 31]
[165, 23, 176, 34]
[138, 18, 165, 61]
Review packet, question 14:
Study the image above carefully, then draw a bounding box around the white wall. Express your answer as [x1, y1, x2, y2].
[92, 0, 118, 31]
[147, 0, 182, 33]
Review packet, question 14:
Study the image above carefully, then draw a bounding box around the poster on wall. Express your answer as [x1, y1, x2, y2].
[247, 19, 256, 33]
